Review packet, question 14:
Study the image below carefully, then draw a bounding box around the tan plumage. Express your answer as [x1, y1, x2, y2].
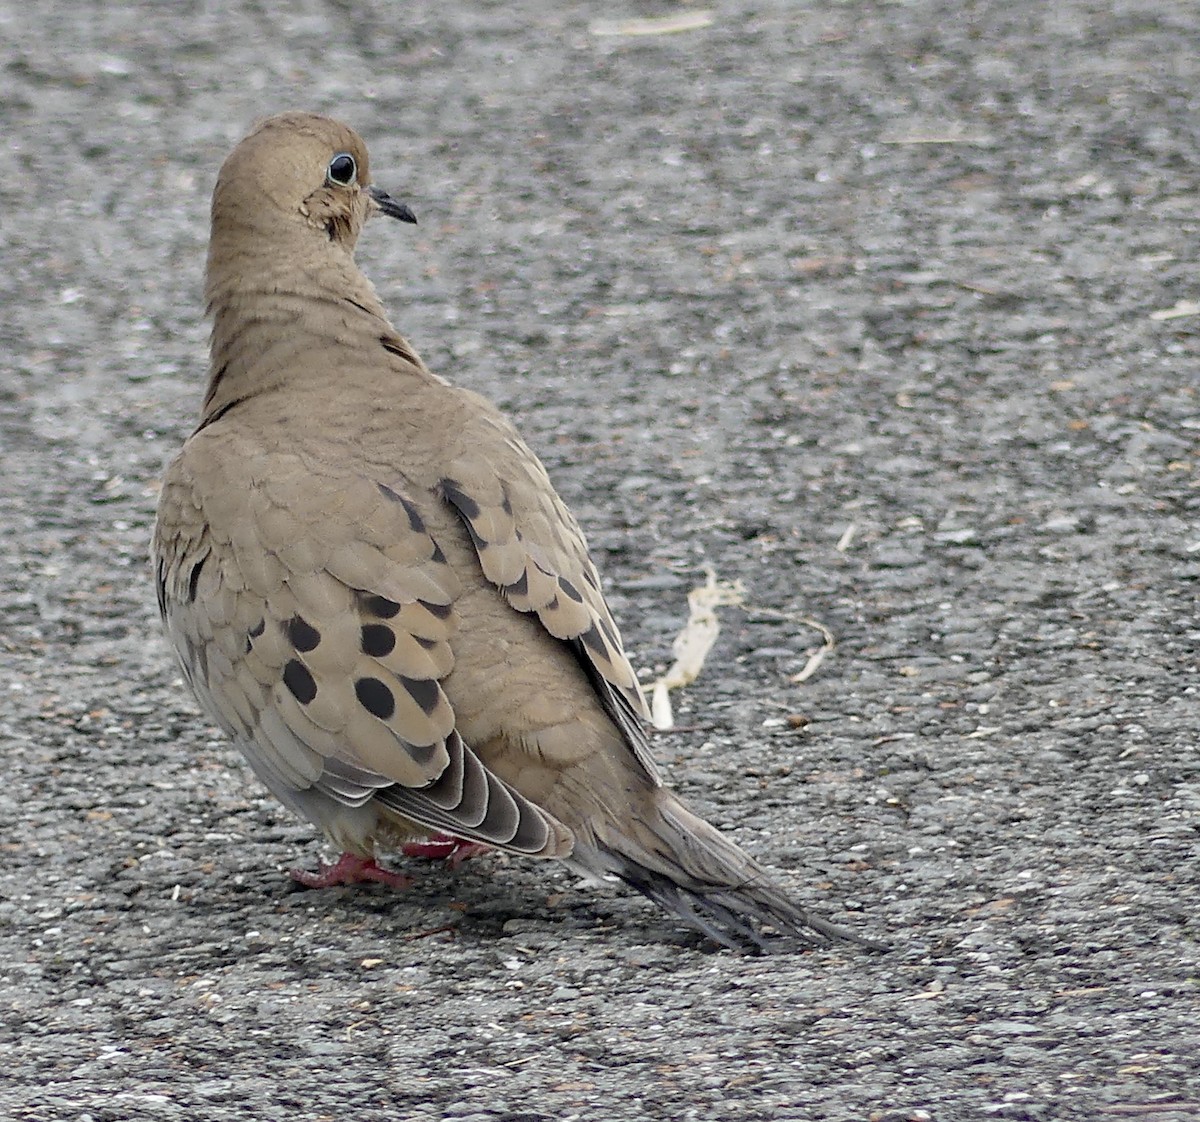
[153, 112, 879, 951]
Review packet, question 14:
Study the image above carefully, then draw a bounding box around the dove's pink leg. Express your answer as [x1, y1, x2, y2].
[290, 852, 414, 890]
[401, 834, 492, 869]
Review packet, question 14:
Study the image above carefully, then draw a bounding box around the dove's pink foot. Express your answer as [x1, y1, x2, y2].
[290, 852, 414, 890]
[401, 834, 492, 870]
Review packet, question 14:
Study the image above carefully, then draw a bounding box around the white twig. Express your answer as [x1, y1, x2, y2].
[590, 12, 713, 37]
[650, 569, 745, 729]
[1149, 300, 1200, 321]
[789, 618, 836, 683]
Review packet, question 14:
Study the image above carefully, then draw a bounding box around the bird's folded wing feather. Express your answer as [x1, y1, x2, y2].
[440, 410, 662, 785]
[153, 430, 571, 857]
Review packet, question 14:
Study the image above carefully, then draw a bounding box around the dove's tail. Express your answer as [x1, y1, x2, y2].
[570, 791, 885, 953]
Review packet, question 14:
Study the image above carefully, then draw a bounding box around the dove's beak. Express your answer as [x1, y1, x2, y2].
[368, 184, 417, 224]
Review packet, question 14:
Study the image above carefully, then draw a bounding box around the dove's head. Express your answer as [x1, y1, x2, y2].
[210, 112, 416, 256]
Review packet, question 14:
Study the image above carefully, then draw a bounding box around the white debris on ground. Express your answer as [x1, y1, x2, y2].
[649, 570, 745, 730]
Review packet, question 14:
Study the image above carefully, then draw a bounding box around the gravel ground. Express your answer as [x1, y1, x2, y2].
[2, 1, 1198, 1119]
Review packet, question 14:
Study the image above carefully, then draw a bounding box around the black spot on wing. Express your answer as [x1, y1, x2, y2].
[376, 482, 427, 534]
[194, 394, 251, 433]
[245, 618, 265, 655]
[361, 594, 401, 619]
[558, 577, 585, 603]
[578, 622, 609, 660]
[361, 624, 396, 657]
[418, 599, 453, 620]
[355, 676, 396, 720]
[187, 554, 207, 603]
[155, 557, 167, 618]
[283, 659, 317, 704]
[597, 612, 622, 650]
[440, 478, 482, 521]
[381, 334, 420, 365]
[441, 478, 489, 549]
[286, 615, 321, 652]
[204, 360, 229, 402]
[399, 675, 441, 716]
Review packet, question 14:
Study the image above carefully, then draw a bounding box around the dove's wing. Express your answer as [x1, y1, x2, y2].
[438, 401, 661, 785]
[154, 424, 573, 859]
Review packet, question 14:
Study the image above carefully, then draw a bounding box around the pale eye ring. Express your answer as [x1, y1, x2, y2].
[326, 153, 357, 187]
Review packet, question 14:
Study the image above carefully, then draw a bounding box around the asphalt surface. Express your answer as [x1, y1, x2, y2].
[2, 1, 1198, 1119]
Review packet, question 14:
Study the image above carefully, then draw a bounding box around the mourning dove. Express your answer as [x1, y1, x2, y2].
[153, 112, 878, 952]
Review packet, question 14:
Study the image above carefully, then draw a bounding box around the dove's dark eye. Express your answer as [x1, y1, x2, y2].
[326, 153, 357, 187]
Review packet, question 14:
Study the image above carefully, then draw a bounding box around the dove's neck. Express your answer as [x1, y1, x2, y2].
[201, 235, 403, 423]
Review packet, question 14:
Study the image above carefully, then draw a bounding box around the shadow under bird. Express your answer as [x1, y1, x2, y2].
[152, 111, 880, 952]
